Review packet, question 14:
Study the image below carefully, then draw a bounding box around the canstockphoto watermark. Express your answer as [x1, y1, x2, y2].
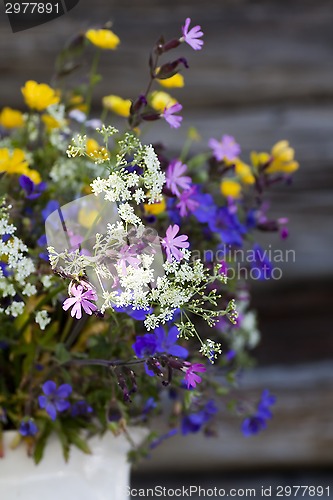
[128, 485, 257, 497]
[4, 0, 80, 33]
[191, 245, 296, 281]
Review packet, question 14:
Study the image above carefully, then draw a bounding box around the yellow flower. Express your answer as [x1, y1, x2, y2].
[0, 107, 24, 129]
[102, 95, 131, 117]
[234, 160, 255, 184]
[78, 208, 100, 228]
[41, 114, 61, 131]
[21, 81, 60, 111]
[85, 29, 120, 50]
[144, 197, 166, 215]
[267, 140, 299, 174]
[251, 141, 299, 175]
[86, 138, 109, 161]
[68, 94, 87, 113]
[0, 148, 41, 184]
[0, 148, 29, 175]
[156, 72, 184, 88]
[220, 179, 242, 198]
[150, 91, 177, 112]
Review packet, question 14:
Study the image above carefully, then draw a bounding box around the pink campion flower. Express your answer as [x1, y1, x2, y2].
[162, 103, 183, 129]
[117, 244, 140, 275]
[166, 160, 192, 197]
[182, 362, 206, 389]
[208, 135, 241, 162]
[176, 186, 199, 217]
[162, 224, 189, 262]
[181, 18, 204, 51]
[62, 283, 98, 320]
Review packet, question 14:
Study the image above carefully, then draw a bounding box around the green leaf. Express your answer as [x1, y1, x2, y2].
[34, 422, 52, 465]
[67, 430, 92, 455]
[55, 343, 71, 364]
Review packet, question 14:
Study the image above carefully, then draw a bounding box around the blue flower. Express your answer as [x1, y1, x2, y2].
[181, 400, 218, 435]
[241, 415, 267, 436]
[42, 200, 60, 221]
[150, 428, 178, 449]
[210, 207, 246, 247]
[143, 397, 157, 414]
[192, 192, 217, 224]
[71, 400, 93, 417]
[0, 261, 10, 278]
[251, 244, 273, 280]
[242, 389, 276, 436]
[154, 326, 188, 358]
[132, 334, 158, 358]
[19, 175, 46, 200]
[38, 380, 72, 420]
[114, 305, 152, 321]
[19, 419, 38, 436]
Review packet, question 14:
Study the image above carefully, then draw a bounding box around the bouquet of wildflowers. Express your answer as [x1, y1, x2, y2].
[0, 18, 298, 462]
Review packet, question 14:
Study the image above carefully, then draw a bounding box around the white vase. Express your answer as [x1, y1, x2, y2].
[0, 428, 147, 500]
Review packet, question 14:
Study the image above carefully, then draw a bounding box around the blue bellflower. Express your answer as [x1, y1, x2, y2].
[181, 400, 218, 435]
[38, 380, 72, 420]
[242, 389, 276, 437]
[19, 419, 38, 436]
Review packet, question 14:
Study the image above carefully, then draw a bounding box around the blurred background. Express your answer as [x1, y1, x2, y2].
[1, 0, 333, 496]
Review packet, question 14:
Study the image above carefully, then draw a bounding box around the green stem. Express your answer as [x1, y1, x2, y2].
[85, 50, 101, 117]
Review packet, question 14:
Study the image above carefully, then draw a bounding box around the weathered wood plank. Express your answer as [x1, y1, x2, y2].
[136, 362, 333, 472]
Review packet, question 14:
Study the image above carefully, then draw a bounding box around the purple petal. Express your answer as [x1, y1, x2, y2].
[38, 395, 47, 409]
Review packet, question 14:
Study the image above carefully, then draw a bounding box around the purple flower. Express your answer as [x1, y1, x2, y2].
[62, 283, 98, 320]
[181, 18, 204, 51]
[71, 400, 93, 417]
[176, 186, 199, 217]
[209, 135, 241, 162]
[19, 175, 46, 200]
[182, 362, 206, 389]
[19, 419, 38, 436]
[155, 325, 188, 358]
[162, 103, 183, 129]
[166, 160, 191, 197]
[162, 224, 189, 261]
[117, 244, 140, 275]
[181, 400, 217, 435]
[38, 381, 72, 420]
[210, 207, 246, 247]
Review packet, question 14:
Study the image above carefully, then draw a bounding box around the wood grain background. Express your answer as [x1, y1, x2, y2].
[1, 0, 333, 470]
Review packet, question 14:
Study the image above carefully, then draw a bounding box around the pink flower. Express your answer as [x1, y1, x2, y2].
[117, 244, 140, 275]
[176, 186, 199, 217]
[166, 160, 192, 197]
[162, 103, 183, 129]
[182, 362, 206, 389]
[62, 283, 97, 320]
[181, 18, 204, 51]
[162, 224, 189, 262]
[209, 135, 241, 162]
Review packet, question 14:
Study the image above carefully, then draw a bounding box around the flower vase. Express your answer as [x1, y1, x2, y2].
[0, 428, 147, 500]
